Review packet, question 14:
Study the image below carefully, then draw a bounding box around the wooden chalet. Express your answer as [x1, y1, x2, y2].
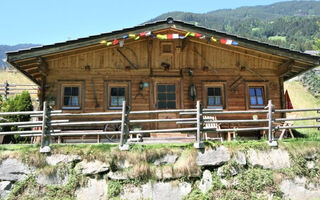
[6, 17, 320, 139]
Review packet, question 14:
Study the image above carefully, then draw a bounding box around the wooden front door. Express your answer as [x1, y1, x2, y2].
[151, 79, 184, 137]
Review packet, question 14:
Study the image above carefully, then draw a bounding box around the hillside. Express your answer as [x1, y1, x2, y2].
[147, 1, 320, 51]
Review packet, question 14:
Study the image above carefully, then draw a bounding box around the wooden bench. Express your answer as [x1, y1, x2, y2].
[203, 116, 224, 142]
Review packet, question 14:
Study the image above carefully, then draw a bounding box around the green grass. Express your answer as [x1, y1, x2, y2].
[284, 81, 320, 137]
[268, 35, 286, 42]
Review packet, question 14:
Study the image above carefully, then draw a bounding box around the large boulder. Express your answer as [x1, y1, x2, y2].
[36, 166, 70, 186]
[247, 149, 290, 169]
[46, 154, 81, 166]
[75, 160, 109, 175]
[198, 170, 212, 194]
[196, 146, 230, 166]
[0, 181, 13, 199]
[0, 158, 32, 182]
[75, 178, 107, 200]
[280, 177, 320, 200]
[142, 181, 192, 200]
[233, 151, 246, 165]
[120, 184, 143, 200]
[107, 171, 128, 180]
[154, 154, 179, 166]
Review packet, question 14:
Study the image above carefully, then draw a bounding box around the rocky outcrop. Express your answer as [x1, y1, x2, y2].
[75, 178, 107, 200]
[154, 154, 178, 166]
[280, 177, 320, 200]
[0, 181, 13, 199]
[0, 158, 32, 182]
[46, 154, 81, 166]
[198, 170, 212, 193]
[142, 182, 192, 200]
[36, 166, 70, 186]
[196, 146, 230, 166]
[247, 149, 290, 169]
[233, 151, 246, 165]
[75, 160, 109, 175]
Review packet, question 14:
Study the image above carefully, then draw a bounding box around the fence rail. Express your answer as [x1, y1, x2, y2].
[0, 81, 38, 100]
[0, 100, 319, 152]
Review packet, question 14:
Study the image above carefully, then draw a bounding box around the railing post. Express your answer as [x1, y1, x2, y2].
[266, 100, 277, 147]
[4, 81, 8, 101]
[119, 101, 130, 151]
[40, 101, 51, 153]
[194, 100, 204, 149]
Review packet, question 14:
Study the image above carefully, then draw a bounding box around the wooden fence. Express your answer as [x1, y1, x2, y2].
[0, 81, 38, 100]
[0, 100, 319, 152]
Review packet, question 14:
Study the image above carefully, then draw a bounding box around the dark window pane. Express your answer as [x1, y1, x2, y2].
[162, 44, 172, 53]
[208, 88, 214, 96]
[158, 101, 166, 109]
[167, 101, 176, 109]
[167, 93, 176, 100]
[111, 88, 118, 96]
[167, 85, 175, 92]
[214, 88, 221, 96]
[118, 88, 125, 96]
[158, 93, 166, 100]
[72, 87, 79, 96]
[158, 85, 166, 92]
[255, 88, 263, 96]
[250, 97, 257, 105]
[249, 88, 255, 96]
[64, 97, 70, 106]
[64, 87, 71, 96]
[257, 97, 264, 105]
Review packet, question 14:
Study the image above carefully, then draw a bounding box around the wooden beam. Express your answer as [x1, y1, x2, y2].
[37, 57, 48, 76]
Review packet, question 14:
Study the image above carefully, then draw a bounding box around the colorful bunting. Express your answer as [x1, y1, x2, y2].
[146, 31, 152, 36]
[129, 34, 136, 38]
[119, 40, 124, 47]
[210, 37, 217, 42]
[220, 38, 238, 45]
[123, 35, 129, 39]
[134, 36, 140, 40]
[106, 42, 112, 46]
[185, 32, 191, 37]
[195, 33, 201, 38]
[140, 32, 146, 37]
[100, 40, 107, 44]
[113, 39, 119, 45]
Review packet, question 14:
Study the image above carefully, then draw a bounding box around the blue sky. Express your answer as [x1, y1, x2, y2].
[1, 0, 289, 45]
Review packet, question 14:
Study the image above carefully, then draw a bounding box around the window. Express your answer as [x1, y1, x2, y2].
[60, 82, 83, 110]
[249, 87, 264, 108]
[203, 82, 225, 109]
[157, 84, 176, 109]
[110, 87, 125, 108]
[160, 42, 173, 55]
[106, 82, 130, 110]
[207, 87, 222, 107]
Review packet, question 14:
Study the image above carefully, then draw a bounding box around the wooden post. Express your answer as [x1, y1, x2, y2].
[4, 81, 8, 101]
[40, 101, 51, 153]
[266, 100, 277, 147]
[194, 100, 204, 149]
[119, 101, 130, 151]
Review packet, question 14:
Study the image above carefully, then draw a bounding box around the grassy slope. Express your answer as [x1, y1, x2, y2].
[284, 81, 320, 137]
[0, 70, 34, 85]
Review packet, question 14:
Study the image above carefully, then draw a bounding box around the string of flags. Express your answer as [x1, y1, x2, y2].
[100, 31, 239, 47]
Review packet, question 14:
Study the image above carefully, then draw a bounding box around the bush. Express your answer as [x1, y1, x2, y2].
[0, 91, 33, 143]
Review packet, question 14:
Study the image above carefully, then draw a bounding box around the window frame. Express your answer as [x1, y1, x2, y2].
[152, 78, 181, 110]
[59, 81, 84, 110]
[202, 82, 226, 109]
[245, 82, 268, 109]
[160, 42, 173, 55]
[105, 81, 130, 110]
[156, 84, 177, 109]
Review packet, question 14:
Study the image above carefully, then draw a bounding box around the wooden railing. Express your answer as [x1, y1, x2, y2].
[0, 100, 319, 152]
[0, 81, 38, 100]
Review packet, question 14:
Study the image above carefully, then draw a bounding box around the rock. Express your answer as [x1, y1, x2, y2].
[107, 171, 128, 180]
[76, 160, 109, 175]
[154, 154, 179, 166]
[36, 166, 70, 186]
[247, 149, 290, 169]
[46, 154, 81, 166]
[142, 181, 192, 200]
[116, 160, 132, 170]
[305, 153, 317, 161]
[75, 178, 107, 200]
[217, 166, 238, 177]
[0, 181, 12, 191]
[233, 152, 246, 165]
[280, 177, 320, 200]
[198, 170, 212, 194]
[120, 184, 143, 200]
[196, 146, 230, 166]
[155, 166, 174, 180]
[307, 161, 315, 169]
[0, 158, 32, 182]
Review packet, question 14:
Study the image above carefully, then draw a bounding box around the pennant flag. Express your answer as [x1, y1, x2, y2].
[167, 34, 173, 39]
[129, 34, 136, 38]
[140, 32, 146, 37]
[100, 40, 107, 44]
[220, 38, 227, 44]
[113, 39, 119, 45]
[179, 36, 185, 39]
[151, 34, 156, 38]
[172, 34, 179, 39]
[200, 35, 206, 40]
[185, 32, 191, 37]
[119, 40, 124, 47]
[210, 37, 217, 42]
[195, 33, 201, 38]
[231, 41, 239, 45]
[106, 42, 112, 46]
[145, 31, 152, 36]
[190, 32, 195, 37]
[134, 36, 140, 40]
[123, 35, 129, 39]
[156, 34, 167, 40]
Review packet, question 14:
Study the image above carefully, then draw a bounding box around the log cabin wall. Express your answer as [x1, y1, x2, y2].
[43, 29, 287, 131]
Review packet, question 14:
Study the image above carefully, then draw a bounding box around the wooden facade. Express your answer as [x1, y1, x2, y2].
[6, 18, 320, 137]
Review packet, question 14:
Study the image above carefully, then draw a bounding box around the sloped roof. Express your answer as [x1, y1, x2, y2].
[6, 17, 320, 84]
